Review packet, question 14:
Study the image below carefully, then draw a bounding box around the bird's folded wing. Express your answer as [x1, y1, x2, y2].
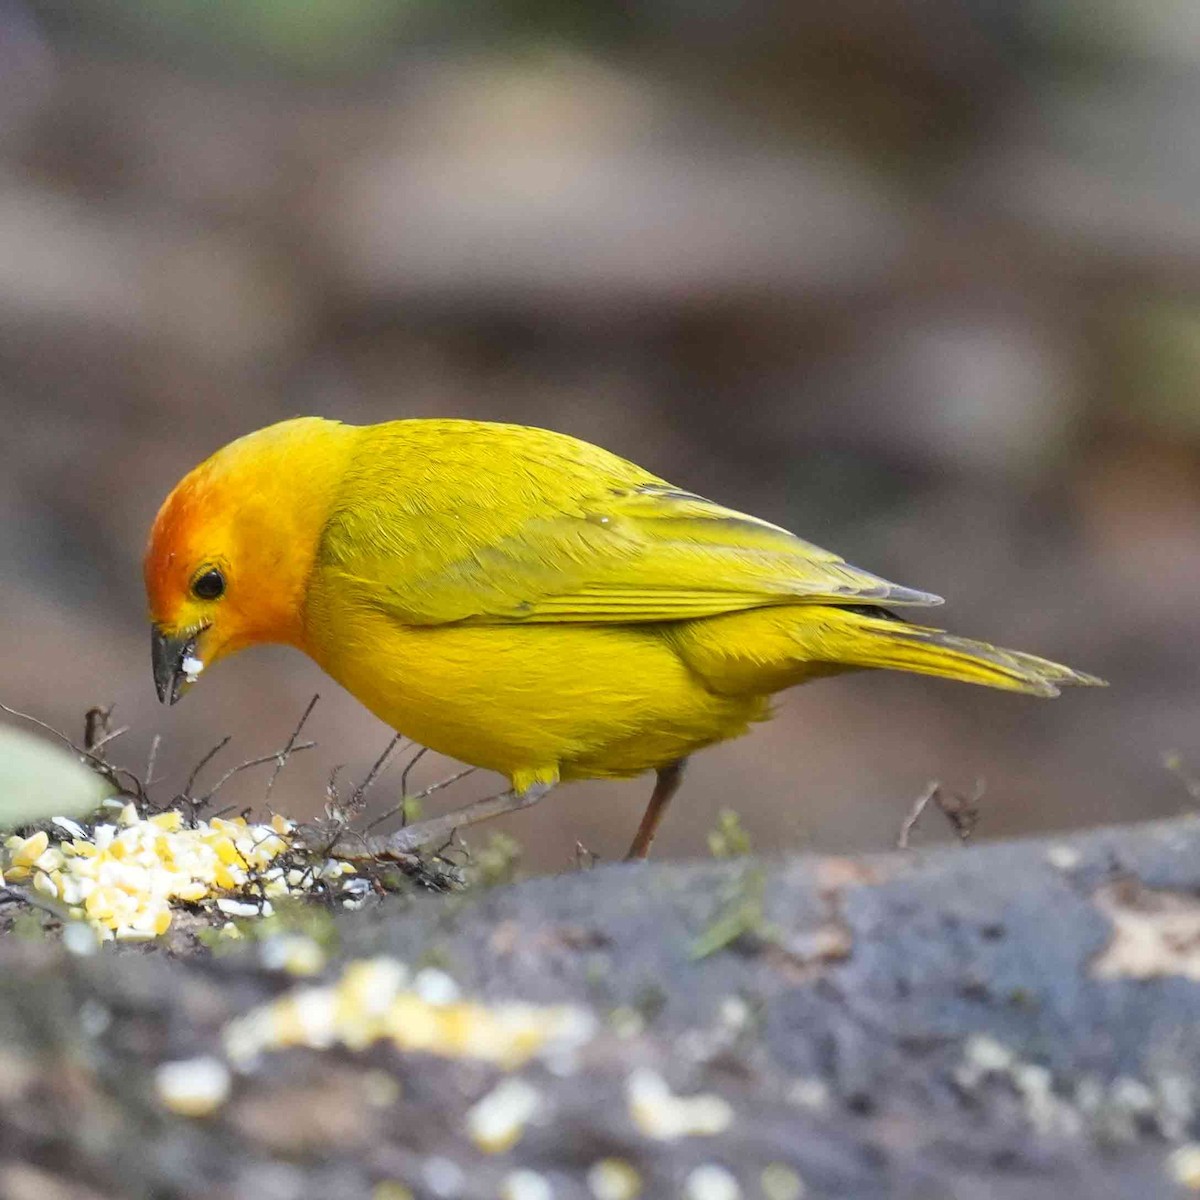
[320, 481, 942, 627]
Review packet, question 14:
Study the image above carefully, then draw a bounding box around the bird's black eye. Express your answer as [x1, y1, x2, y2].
[192, 569, 225, 600]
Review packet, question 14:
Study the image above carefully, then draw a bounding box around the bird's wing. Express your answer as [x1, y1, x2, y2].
[320, 460, 942, 627]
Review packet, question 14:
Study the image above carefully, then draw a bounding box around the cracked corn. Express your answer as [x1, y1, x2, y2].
[2, 802, 353, 941]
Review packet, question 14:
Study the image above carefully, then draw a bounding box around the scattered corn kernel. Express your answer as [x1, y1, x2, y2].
[588, 1159, 642, 1200]
[9, 831, 48, 868]
[155, 1056, 232, 1116]
[466, 1078, 541, 1152]
[223, 957, 595, 1070]
[761, 1164, 805, 1200]
[1170, 1144, 1200, 1191]
[501, 1170, 553, 1200]
[0, 804, 357, 942]
[372, 1184, 414, 1200]
[684, 1166, 741, 1200]
[626, 1069, 733, 1141]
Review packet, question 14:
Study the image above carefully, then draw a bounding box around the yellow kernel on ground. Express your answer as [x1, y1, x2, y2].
[626, 1069, 733, 1141]
[33, 848, 65, 873]
[761, 1163, 805, 1200]
[501, 1170, 553, 1200]
[684, 1165, 741, 1200]
[1169, 1145, 1200, 1191]
[33, 871, 60, 899]
[11, 831, 48, 867]
[215, 840, 244, 866]
[1, 804, 349, 942]
[588, 1158, 642, 1200]
[155, 1057, 231, 1117]
[221, 959, 597, 1071]
[465, 1078, 541, 1153]
[85, 886, 123, 919]
[372, 1184, 414, 1200]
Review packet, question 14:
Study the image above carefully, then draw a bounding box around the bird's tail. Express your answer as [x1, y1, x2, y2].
[669, 605, 1106, 697]
[821, 609, 1104, 697]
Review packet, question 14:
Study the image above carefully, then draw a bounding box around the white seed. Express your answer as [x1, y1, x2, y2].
[155, 1056, 231, 1117]
[684, 1165, 741, 1200]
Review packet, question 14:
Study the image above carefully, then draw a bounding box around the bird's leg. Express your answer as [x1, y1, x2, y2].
[373, 781, 554, 856]
[625, 759, 688, 861]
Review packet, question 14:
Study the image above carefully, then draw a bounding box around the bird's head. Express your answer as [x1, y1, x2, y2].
[144, 417, 357, 704]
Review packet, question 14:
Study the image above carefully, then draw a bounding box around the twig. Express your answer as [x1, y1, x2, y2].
[263, 694, 319, 802]
[89, 725, 130, 754]
[347, 734, 405, 816]
[365, 766, 477, 832]
[941, 779, 984, 845]
[897, 780, 982, 849]
[83, 705, 115, 754]
[0, 883, 73, 924]
[145, 735, 161, 788]
[183, 735, 232, 798]
[315, 784, 527, 861]
[0, 702, 145, 801]
[196, 742, 316, 806]
[398, 745, 430, 801]
[898, 782, 941, 849]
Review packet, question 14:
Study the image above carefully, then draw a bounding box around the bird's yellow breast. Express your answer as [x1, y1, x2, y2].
[300, 581, 767, 787]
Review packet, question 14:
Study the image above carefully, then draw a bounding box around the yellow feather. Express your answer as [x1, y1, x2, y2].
[147, 416, 1105, 830]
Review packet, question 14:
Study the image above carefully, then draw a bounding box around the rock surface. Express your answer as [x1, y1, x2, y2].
[4, 815, 1200, 1198]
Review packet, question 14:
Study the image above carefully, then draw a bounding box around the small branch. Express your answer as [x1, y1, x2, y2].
[263, 694, 320, 803]
[0, 883, 73, 924]
[897, 780, 982, 849]
[318, 784, 524, 860]
[88, 725, 130, 755]
[183, 736, 232, 798]
[144, 735, 161, 788]
[0, 702, 145, 802]
[898, 782, 941, 849]
[83, 705, 115, 755]
[365, 766, 477, 832]
[398, 746, 430, 803]
[196, 742, 316, 807]
[346, 734, 405, 817]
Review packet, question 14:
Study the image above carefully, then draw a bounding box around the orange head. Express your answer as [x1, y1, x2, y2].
[144, 417, 358, 703]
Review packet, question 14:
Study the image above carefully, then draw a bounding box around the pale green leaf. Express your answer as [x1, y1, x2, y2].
[0, 725, 116, 830]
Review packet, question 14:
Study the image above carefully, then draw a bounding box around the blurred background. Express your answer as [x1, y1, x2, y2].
[2, 0, 1199, 868]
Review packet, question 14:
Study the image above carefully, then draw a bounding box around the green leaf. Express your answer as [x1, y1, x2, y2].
[0, 725, 116, 830]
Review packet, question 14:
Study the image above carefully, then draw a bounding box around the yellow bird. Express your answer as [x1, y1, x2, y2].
[144, 418, 1103, 858]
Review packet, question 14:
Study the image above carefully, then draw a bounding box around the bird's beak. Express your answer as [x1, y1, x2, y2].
[151, 626, 205, 705]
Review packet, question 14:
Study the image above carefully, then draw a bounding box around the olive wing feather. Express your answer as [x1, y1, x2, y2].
[319, 468, 941, 626]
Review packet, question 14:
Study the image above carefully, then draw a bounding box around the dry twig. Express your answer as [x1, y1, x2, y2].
[345, 734, 405, 817]
[263, 694, 320, 802]
[898, 780, 983, 849]
[0, 701, 146, 802]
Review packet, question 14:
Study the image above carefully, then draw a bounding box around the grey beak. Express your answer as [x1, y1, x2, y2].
[151, 626, 197, 706]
